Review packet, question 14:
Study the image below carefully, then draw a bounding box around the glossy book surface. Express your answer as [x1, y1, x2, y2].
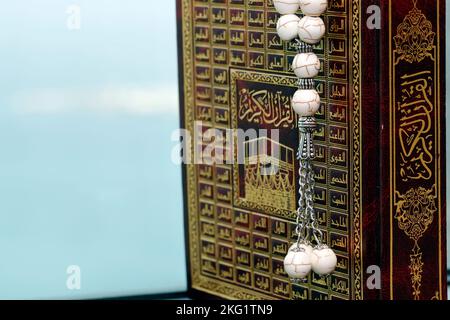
[177, 0, 446, 300]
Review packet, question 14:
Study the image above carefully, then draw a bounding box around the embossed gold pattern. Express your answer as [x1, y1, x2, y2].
[243, 138, 296, 213]
[395, 186, 436, 242]
[393, 0, 436, 64]
[231, 69, 298, 219]
[409, 244, 424, 300]
[351, 0, 363, 300]
[390, 0, 442, 300]
[182, 0, 363, 300]
[397, 71, 434, 181]
[394, 185, 437, 300]
[238, 89, 296, 127]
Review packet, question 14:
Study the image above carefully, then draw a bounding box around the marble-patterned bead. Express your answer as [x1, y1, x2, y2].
[273, 0, 300, 15]
[310, 246, 337, 276]
[299, 0, 328, 16]
[291, 89, 321, 116]
[298, 16, 326, 44]
[292, 52, 321, 78]
[284, 248, 312, 279]
[276, 14, 301, 41]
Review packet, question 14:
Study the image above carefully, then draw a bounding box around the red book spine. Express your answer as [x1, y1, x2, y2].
[378, 0, 447, 300]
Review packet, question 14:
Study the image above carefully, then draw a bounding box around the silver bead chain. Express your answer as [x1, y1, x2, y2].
[295, 161, 308, 249]
[276, 0, 336, 283]
[305, 159, 323, 246]
[294, 61, 324, 249]
[295, 150, 324, 247]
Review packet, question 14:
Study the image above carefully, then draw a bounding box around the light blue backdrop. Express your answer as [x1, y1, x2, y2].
[0, 0, 186, 299]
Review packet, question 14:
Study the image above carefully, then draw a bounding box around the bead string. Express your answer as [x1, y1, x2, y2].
[274, 0, 337, 282]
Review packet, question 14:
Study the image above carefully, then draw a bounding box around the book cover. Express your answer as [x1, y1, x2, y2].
[177, 0, 446, 300]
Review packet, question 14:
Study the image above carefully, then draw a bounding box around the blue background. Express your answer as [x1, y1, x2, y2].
[0, 0, 186, 299]
[0, 0, 448, 299]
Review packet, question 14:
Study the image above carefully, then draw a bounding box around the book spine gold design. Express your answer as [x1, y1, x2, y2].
[389, 0, 444, 300]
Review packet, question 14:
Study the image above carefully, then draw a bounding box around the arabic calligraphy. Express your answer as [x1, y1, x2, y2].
[238, 88, 295, 128]
[391, 0, 440, 300]
[185, 0, 361, 300]
[397, 71, 434, 181]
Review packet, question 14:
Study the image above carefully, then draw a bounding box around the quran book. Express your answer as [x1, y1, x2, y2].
[177, 0, 447, 300]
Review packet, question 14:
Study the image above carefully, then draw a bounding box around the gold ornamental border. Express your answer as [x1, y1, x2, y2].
[230, 69, 298, 220]
[351, 0, 363, 300]
[181, 0, 363, 300]
[388, 0, 443, 300]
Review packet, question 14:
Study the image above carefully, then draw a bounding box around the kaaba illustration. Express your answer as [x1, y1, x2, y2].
[242, 137, 296, 213]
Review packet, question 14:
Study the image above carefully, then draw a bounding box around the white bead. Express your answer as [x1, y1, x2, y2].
[298, 16, 326, 44]
[292, 52, 321, 78]
[289, 243, 314, 255]
[276, 14, 301, 41]
[284, 247, 312, 279]
[273, 0, 300, 14]
[299, 0, 328, 16]
[291, 89, 321, 116]
[310, 246, 337, 276]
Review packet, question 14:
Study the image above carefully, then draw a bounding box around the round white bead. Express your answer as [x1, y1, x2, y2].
[299, 0, 328, 16]
[298, 16, 326, 44]
[284, 248, 312, 279]
[292, 52, 321, 78]
[276, 14, 301, 41]
[291, 89, 321, 116]
[289, 243, 314, 255]
[310, 246, 337, 276]
[273, 0, 300, 15]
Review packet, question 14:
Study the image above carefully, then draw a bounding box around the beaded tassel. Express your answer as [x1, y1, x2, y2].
[274, 0, 337, 282]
